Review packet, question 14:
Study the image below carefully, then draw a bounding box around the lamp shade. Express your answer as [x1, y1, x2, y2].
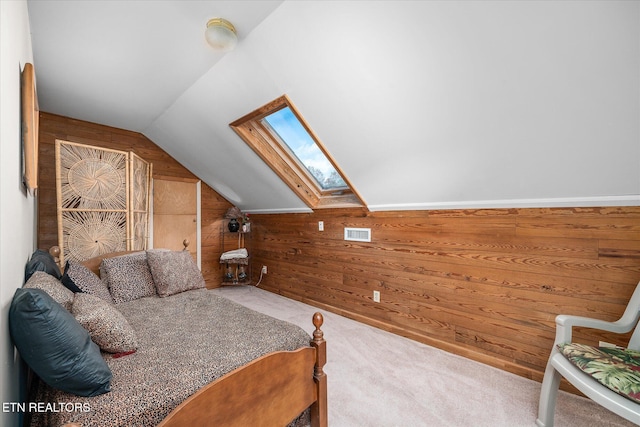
[205, 18, 237, 51]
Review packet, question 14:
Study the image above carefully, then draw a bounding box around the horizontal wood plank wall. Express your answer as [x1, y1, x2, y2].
[37, 112, 233, 288]
[250, 207, 640, 385]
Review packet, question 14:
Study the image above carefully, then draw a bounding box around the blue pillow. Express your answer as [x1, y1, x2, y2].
[9, 288, 112, 396]
[25, 249, 61, 282]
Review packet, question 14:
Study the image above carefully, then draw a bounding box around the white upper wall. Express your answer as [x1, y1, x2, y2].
[27, 1, 640, 212]
[1, 0, 37, 423]
[145, 1, 639, 212]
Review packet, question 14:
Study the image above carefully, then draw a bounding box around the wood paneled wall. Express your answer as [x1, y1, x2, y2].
[37, 112, 232, 287]
[34, 112, 640, 386]
[249, 207, 640, 385]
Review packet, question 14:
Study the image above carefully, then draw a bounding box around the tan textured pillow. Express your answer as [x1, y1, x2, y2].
[72, 293, 138, 353]
[24, 271, 74, 311]
[146, 250, 206, 297]
[101, 253, 156, 304]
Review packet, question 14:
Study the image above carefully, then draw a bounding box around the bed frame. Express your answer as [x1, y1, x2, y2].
[49, 245, 328, 427]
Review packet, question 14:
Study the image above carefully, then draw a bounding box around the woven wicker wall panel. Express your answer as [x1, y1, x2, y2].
[61, 210, 128, 262]
[57, 141, 128, 210]
[56, 140, 151, 265]
[130, 152, 151, 251]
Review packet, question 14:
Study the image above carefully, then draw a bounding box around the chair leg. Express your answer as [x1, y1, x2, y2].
[536, 356, 562, 427]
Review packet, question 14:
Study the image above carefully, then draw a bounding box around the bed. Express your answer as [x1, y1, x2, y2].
[11, 246, 327, 427]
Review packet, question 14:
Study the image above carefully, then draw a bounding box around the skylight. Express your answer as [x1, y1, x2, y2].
[261, 107, 347, 191]
[230, 95, 365, 210]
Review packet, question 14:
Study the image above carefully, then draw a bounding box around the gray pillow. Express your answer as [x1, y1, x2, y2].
[147, 250, 206, 297]
[9, 288, 112, 397]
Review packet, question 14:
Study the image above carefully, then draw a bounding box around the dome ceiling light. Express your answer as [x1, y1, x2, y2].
[205, 18, 238, 52]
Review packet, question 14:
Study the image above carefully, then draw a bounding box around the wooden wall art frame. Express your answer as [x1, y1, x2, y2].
[21, 63, 39, 193]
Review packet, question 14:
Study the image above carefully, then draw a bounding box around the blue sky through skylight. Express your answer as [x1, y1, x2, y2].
[262, 107, 346, 190]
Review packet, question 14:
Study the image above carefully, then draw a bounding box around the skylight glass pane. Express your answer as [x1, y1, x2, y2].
[262, 107, 347, 191]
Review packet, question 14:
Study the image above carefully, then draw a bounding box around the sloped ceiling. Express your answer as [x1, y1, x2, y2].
[28, 1, 640, 212]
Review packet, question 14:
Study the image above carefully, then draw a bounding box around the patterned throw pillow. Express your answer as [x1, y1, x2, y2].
[146, 250, 206, 297]
[72, 293, 138, 353]
[558, 342, 640, 404]
[98, 251, 144, 286]
[24, 271, 74, 311]
[101, 253, 156, 304]
[62, 261, 115, 305]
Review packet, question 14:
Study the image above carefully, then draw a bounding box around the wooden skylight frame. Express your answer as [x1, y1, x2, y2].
[230, 95, 366, 210]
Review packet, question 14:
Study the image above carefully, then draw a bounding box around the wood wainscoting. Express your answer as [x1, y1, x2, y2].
[249, 207, 640, 386]
[35, 113, 640, 387]
[37, 112, 233, 287]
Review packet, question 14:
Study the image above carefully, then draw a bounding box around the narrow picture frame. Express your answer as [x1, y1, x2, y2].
[21, 62, 39, 194]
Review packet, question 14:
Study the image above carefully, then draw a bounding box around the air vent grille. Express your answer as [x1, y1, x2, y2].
[344, 227, 371, 242]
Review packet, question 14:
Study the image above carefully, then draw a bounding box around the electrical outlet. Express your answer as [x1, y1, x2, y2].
[261, 265, 267, 274]
[318, 221, 324, 231]
[373, 290, 380, 303]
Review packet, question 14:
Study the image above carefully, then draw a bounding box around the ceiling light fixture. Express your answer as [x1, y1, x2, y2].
[205, 18, 237, 51]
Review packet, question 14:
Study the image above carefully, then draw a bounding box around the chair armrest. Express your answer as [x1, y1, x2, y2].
[552, 281, 640, 345]
[555, 313, 639, 344]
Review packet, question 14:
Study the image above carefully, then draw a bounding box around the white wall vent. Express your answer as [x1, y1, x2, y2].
[344, 227, 371, 242]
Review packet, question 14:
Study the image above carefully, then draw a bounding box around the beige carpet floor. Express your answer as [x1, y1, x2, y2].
[210, 285, 637, 427]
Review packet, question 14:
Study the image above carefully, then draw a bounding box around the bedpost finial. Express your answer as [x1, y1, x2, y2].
[313, 312, 324, 340]
[49, 246, 61, 258]
[183, 239, 190, 250]
[313, 312, 323, 328]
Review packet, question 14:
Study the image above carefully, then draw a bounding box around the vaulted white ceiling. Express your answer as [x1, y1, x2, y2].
[27, 1, 640, 212]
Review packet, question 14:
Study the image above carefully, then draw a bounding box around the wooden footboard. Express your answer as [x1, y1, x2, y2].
[159, 313, 328, 427]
